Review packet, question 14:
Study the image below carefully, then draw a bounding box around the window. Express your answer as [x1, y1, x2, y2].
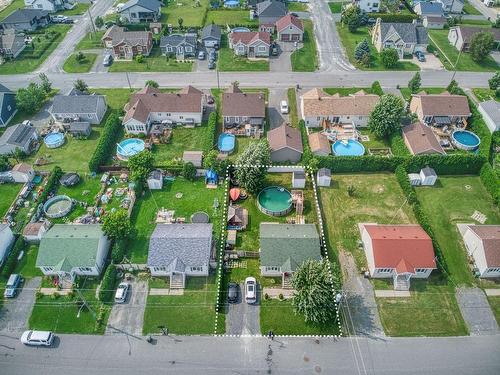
[415, 268, 427, 274]
[131, 13, 137, 18]
[377, 268, 392, 273]
[488, 268, 500, 273]
[137, 46, 142, 52]
[166, 46, 172, 52]
[185, 46, 192, 52]
[190, 266, 203, 272]
[43, 267, 53, 272]
[154, 267, 166, 272]
[257, 46, 266, 52]
[265, 266, 280, 272]
[79, 267, 92, 272]
[405, 43, 411, 49]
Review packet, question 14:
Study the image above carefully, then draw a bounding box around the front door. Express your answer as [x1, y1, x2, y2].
[248, 47, 255, 57]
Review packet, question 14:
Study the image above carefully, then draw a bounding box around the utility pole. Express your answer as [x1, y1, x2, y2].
[126, 71, 132, 91]
[216, 66, 220, 90]
[450, 46, 463, 84]
[87, 1, 96, 34]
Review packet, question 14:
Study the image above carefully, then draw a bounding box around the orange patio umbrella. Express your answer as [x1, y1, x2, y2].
[229, 188, 240, 201]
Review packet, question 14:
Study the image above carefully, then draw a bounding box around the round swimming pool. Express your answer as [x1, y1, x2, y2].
[232, 27, 251, 33]
[452, 130, 480, 151]
[44, 132, 65, 149]
[257, 186, 293, 217]
[332, 139, 365, 156]
[224, 0, 240, 7]
[116, 138, 145, 161]
[44, 195, 74, 218]
[218, 133, 235, 153]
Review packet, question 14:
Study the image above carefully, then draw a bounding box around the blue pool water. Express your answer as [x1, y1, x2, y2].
[116, 138, 145, 161]
[218, 133, 236, 153]
[232, 27, 251, 33]
[332, 139, 365, 156]
[452, 130, 480, 151]
[224, 0, 240, 7]
[44, 132, 65, 148]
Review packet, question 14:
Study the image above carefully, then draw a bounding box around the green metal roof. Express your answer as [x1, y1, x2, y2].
[259, 223, 321, 270]
[36, 224, 105, 268]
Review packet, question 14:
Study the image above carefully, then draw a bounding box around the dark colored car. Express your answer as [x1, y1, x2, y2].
[228, 282, 238, 303]
[207, 95, 215, 104]
[415, 51, 425, 62]
[208, 61, 216, 69]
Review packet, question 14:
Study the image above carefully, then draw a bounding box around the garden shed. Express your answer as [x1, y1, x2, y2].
[316, 168, 331, 187]
[420, 167, 437, 186]
[147, 170, 163, 190]
[292, 170, 306, 188]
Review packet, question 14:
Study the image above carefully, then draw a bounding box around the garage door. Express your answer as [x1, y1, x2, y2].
[281, 34, 290, 42]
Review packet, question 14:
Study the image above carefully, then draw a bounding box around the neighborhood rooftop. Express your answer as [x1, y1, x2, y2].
[51, 94, 106, 114]
[410, 92, 471, 116]
[301, 88, 379, 116]
[0, 123, 36, 147]
[222, 84, 266, 117]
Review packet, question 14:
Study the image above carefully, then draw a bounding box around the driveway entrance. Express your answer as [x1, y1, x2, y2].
[226, 283, 261, 335]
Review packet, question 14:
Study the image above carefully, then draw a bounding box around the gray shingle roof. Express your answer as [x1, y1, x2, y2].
[257, 0, 287, 17]
[201, 24, 221, 41]
[147, 224, 213, 268]
[0, 84, 12, 93]
[119, 0, 162, 12]
[0, 123, 36, 147]
[160, 33, 197, 48]
[1, 8, 49, 24]
[50, 95, 104, 115]
[68, 121, 91, 132]
[380, 23, 428, 45]
[416, 2, 444, 15]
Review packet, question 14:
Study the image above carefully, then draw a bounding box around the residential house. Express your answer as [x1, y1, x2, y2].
[436, 0, 464, 13]
[229, 31, 271, 57]
[182, 150, 203, 167]
[457, 224, 500, 278]
[123, 85, 204, 135]
[267, 124, 303, 163]
[448, 26, 500, 52]
[147, 224, 214, 288]
[308, 132, 330, 156]
[227, 205, 248, 230]
[222, 83, 266, 136]
[201, 24, 221, 48]
[259, 23, 275, 34]
[36, 224, 111, 286]
[24, 0, 75, 13]
[23, 220, 50, 243]
[414, 1, 444, 16]
[0, 224, 15, 267]
[0, 29, 27, 59]
[260, 223, 322, 287]
[50, 93, 107, 125]
[67, 121, 92, 137]
[0, 122, 38, 156]
[300, 88, 379, 128]
[478, 100, 500, 134]
[248, 0, 285, 7]
[371, 18, 429, 58]
[0, 83, 17, 127]
[256, 0, 287, 25]
[160, 33, 197, 60]
[0, 8, 50, 32]
[118, 0, 162, 23]
[102, 25, 153, 60]
[402, 122, 446, 155]
[359, 223, 437, 290]
[352, 0, 380, 13]
[11, 163, 35, 182]
[409, 92, 471, 126]
[276, 14, 303, 42]
[422, 15, 446, 29]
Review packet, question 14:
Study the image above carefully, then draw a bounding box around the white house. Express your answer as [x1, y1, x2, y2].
[0, 224, 15, 267]
[359, 223, 437, 290]
[117, 0, 162, 24]
[457, 224, 500, 278]
[24, 0, 74, 13]
[49, 94, 107, 125]
[22, 220, 50, 243]
[11, 163, 35, 183]
[351, 0, 380, 12]
[478, 100, 500, 134]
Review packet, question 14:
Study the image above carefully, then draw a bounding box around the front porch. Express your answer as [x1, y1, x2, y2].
[393, 273, 411, 291]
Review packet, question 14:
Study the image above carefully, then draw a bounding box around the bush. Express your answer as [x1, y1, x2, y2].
[318, 155, 403, 172]
[98, 264, 117, 303]
[395, 165, 417, 204]
[203, 112, 218, 152]
[38, 166, 63, 203]
[405, 154, 486, 175]
[88, 112, 122, 172]
[0, 236, 24, 277]
[388, 132, 411, 156]
[367, 13, 418, 23]
[181, 161, 197, 181]
[371, 81, 384, 96]
[380, 48, 399, 68]
[111, 240, 126, 264]
[480, 163, 499, 206]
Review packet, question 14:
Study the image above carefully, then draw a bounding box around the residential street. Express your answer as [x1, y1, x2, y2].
[467, 0, 499, 21]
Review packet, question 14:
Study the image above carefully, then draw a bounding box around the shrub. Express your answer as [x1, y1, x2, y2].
[380, 48, 399, 68]
[38, 166, 63, 203]
[367, 13, 418, 23]
[203, 112, 218, 153]
[388, 132, 411, 156]
[51, 292, 60, 300]
[371, 81, 384, 96]
[111, 240, 126, 264]
[0, 236, 25, 277]
[98, 264, 117, 303]
[347, 185, 356, 197]
[181, 161, 197, 181]
[480, 163, 499, 206]
[88, 112, 122, 172]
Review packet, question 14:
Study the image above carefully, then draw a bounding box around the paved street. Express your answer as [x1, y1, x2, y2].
[456, 287, 499, 336]
[225, 283, 261, 336]
[106, 280, 147, 336]
[467, 0, 499, 21]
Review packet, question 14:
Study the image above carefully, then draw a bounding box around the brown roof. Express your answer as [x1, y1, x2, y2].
[123, 86, 203, 123]
[402, 122, 445, 155]
[301, 88, 379, 117]
[222, 85, 265, 118]
[468, 225, 500, 268]
[267, 124, 303, 154]
[23, 222, 46, 236]
[425, 15, 446, 23]
[457, 26, 500, 44]
[182, 151, 203, 166]
[227, 205, 248, 228]
[12, 163, 33, 173]
[308, 132, 330, 155]
[363, 224, 437, 271]
[230, 31, 271, 46]
[102, 25, 151, 47]
[410, 92, 471, 117]
[276, 14, 303, 33]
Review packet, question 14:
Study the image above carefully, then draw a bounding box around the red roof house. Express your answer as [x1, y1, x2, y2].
[276, 14, 304, 42]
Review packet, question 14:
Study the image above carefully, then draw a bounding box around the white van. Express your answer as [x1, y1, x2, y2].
[20, 330, 54, 346]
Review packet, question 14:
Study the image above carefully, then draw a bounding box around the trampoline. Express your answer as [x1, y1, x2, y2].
[191, 211, 210, 223]
[44, 132, 65, 149]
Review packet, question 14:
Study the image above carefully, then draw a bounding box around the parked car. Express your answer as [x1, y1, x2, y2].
[415, 51, 425, 62]
[271, 43, 279, 56]
[208, 61, 215, 69]
[114, 282, 130, 304]
[280, 100, 289, 114]
[103, 53, 113, 67]
[198, 51, 206, 60]
[4, 274, 22, 298]
[209, 50, 217, 61]
[20, 330, 54, 346]
[228, 282, 238, 303]
[244, 277, 257, 304]
[51, 15, 68, 23]
[62, 19, 74, 24]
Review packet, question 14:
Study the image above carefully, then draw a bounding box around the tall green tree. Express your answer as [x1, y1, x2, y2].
[341, 5, 361, 32]
[74, 79, 89, 94]
[469, 31, 494, 62]
[15, 83, 45, 115]
[181, 162, 197, 181]
[408, 72, 421, 94]
[145, 80, 159, 88]
[380, 48, 399, 68]
[128, 150, 154, 184]
[95, 16, 104, 29]
[234, 139, 271, 195]
[102, 210, 131, 241]
[38, 73, 52, 95]
[368, 94, 405, 138]
[354, 38, 370, 66]
[488, 72, 500, 90]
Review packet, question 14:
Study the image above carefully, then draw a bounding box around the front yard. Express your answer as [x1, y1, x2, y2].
[108, 47, 193, 72]
[205, 10, 258, 26]
[472, 88, 499, 102]
[291, 20, 318, 72]
[487, 296, 500, 325]
[218, 36, 270, 72]
[75, 31, 105, 51]
[56, 3, 90, 16]
[63, 52, 98, 73]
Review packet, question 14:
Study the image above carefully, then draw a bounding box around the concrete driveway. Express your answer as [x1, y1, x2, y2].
[0, 277, 41, 334]
[225, 283, 261, 335]
[411, 53, 444, 71]
[456, 287, 499, 336]
[268, 88, 289, 129]
[270, 42, 293, 72]
[106, 279, 148, 336]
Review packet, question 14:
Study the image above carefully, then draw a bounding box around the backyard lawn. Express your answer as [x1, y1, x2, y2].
[472, 88, 499, 102]
[151, 125, 208, 163]
[336, 24, 419, 71]
[429, 29, 499, 72]
[291, 20, 318, 72]
[143, 275, 218, 334]
[0, 183, 22, 218]
[55, 174, 102, 222]
[218, 36, 269, 72]
[416, 176, 500, 286]
[94, 88, 134, 111]
[13, 245, 43, 278]
[161, 0, 209, 27]
[128, 177, 225, 263]
[63, 52, 97, 73]
[319, 173, 415, 267]
[108, 47, 193, 72]
[206, 9, 258, 26]
[75, 31, 105, 51]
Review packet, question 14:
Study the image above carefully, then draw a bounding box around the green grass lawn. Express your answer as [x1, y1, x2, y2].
[25, 128, 102, 173]
[218, 35, 269, 72]
[323, 87, 373, 96]
[0, 183, 22, 217]
[336, 24, 419, 71]
[429, 29, 499, 72]
[75, 31, 105, 50]
[487, 296, 500, 326]
[108, 47, 193, 72]
[206, 9, 258, 26]
[359, 129, 390, 149]
[0, 25, 71, 74]
[151, 125, 208, 164]
[416, 176, 500, 286]
[161, 0, 209, 27]
[287, 88, 299, 127]
[143, 275, 218, 334]
[0, 0, 24, 21]
[55, 174, 102, 222]
[128, 177, 225, 263]
[56, 3, 90, 16]
[93, 88, 134, 111]
[63, 52, 97, 73]
[291, 20, 318, 72]
[462, 0, 482, 15]
[14, 245, 43, 278]
[328, 2, 342, 13]
[376, 277, 468, 337]
[472, 88, 499, 102]
[399, 87, 447, 102]
[457, 19, 493, 27]
[289, 2, 309, 12]
[319, 173, 415, 267]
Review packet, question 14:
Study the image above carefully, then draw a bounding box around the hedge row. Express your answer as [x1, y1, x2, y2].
[388, 132, 411, 157]
[1, 236, 25, 278]
[318, 155, 403, 172]
[395, 165, 448, 273]
[98, 264, 116, 303]
[38, 166, 63, 203]
[480, 163, 500, 206]
[203, 112, 218, 153]
[467, 98, 492, 159]
[367, 13, 418, 23]
[88, 112, 121, 172]
[299, 120, 313, 164]
[406, 154, 486, 175]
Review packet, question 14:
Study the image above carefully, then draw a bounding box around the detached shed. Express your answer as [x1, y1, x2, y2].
[420, 167, 437, 186]
[292, 170, 306, 188]
[68, 122, 91, 137]
[316, 168, 331, 187]
[183, 150, 203, 168]
[147, 169, 163, 190]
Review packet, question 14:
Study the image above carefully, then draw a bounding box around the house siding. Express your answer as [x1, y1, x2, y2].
[270, 147, 302, 163]
[0, 92, 17, 127]
[303, 114, 370, 128]
[119, 5, 160, 24]
[0, 227, 15, 266]
[277, 24, 303, 42]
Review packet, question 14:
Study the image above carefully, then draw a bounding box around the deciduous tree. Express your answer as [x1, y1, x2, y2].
[15, 83, 45, 115]
[368, 94, 405, 138]
[234, 140, 271, 195]
[469, 31, 494, 62]
[408, 72, 421, 94]
[128, 150, 154, 184]
[380, 48, 399, 68]
[102, 210, 131, 241]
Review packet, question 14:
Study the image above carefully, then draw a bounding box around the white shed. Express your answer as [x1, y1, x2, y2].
[147, 170, 163, 190]
[0, 224, 15, 266]
[11, 163, 35, 183]
[420, 167, 437, 186]
[292, 170, 306, 188]
[22, 220, 50, 243]
[316, 168, 331, 187]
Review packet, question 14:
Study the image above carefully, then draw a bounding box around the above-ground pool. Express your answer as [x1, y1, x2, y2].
[232, 27, 251, 33]
[44, 132, 65, 149]
[452, 130, 480, 151]
[218, 133, 235, 153]
[257, 186, 293, 217]
[116, 138, 145, 161]
[44, 195, 74, 218]
[332, 139, 365, 156]
[224, 0, 240, 7]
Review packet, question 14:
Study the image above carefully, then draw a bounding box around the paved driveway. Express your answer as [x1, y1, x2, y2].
[456, 287, 499, 336]
[270, 42, 293, 72]
[106, 279, 148, 336]
[268, 89, 289, 129]
[225, 283, 260, 335]
[412, 53, 444, 71]
[0, 277, 41, 334]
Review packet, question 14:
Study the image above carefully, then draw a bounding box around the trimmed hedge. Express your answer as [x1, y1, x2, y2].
[38, 166, 63, 203]
[98, 264, 116, 303]
[388, 132, 411, 157]
[318, 155, 403, 172]
[480, 163, 500, 206]
[1, 236, 25, 278]
[299, 119, 313, 164]
[203, 111, 218, 153]
[88, 112, 121, 172]
[367, 13, 418, 23]
[406, 154, 486, 175]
